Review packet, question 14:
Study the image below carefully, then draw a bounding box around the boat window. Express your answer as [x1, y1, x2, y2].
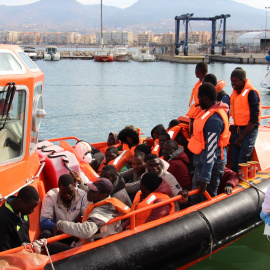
[0, 53, 22, 73]
[17, 52, 38, 70]
[30, 83, 46, 155]
[141, 49, 147, 53]
[0, 88, 26, 163]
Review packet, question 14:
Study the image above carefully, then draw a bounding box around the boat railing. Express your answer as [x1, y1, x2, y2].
[0, 188, 220, 256]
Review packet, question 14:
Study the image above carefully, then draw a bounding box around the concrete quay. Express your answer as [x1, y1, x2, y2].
[157, 53, 268, 65]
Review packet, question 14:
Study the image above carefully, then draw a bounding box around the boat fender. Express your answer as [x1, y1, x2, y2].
[43, 151, 80, 189]
[60, 141, 99, 182]
[266, 55, 270, 62]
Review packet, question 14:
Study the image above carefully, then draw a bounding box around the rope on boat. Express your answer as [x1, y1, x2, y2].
[197, 210, 214, 259]
[239, 173, 265, 195]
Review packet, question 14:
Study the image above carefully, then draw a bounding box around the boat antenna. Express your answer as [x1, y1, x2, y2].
[100, 0, 104, 48]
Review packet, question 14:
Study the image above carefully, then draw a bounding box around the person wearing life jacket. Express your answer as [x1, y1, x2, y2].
[203, 73, 230, 109]
[40, 174, 89, 239]
[162, 140, 192, 191]
[167, 119, 180, 132]
[151, 124, 166, 148]
[100, 165, 132, 207]
[230, 68, 262, 172]
[145, 154, 188, 206]
[122, 151, 146, 201]
[188, 83, 230, 203]
[54, 178, 129, 251]
[117, 126, 144, 154]
[97, 146, 130, 174]
[122, 172, 174, 229]
[99, 132, 120, 154]
[151, 132, 171, 157]
[0, 186, 39, 252]
[186, 62, 208, 120]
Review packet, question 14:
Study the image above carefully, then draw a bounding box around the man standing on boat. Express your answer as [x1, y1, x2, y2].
[188, 83, 230, 203]
[230, 68, 262, 173]
[186, 62, 208, 121]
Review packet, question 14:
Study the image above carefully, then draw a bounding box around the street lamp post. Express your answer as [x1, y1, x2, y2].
[265, 6, 270, 53]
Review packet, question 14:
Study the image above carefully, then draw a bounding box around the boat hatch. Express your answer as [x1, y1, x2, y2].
[0, 85, 27, 164]
[0, 51, 25, 75]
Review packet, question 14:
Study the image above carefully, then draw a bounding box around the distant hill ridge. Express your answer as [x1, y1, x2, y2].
[0, 0, 266, 32]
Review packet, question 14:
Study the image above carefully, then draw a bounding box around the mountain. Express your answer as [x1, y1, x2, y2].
[0, 0, 120, 32]
[0, 0, 266, 33]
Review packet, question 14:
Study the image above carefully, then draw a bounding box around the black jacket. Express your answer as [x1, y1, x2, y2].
[0, 196, 30, 251]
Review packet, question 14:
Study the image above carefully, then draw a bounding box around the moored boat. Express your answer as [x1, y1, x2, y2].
[113, 46, 130, 61]
[94, 47, 114, 62]
[23, 46, 38, 61]
[132, 47, 155, 62]
[44, 46, 61, 61]
[94, 0, 114, 62]
[1, 45, 270, 270]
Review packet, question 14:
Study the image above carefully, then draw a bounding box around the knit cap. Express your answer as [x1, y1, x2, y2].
[231, 68, 246, 81]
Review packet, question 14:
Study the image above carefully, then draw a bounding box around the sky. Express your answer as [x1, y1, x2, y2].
[0, 0, 268, 9]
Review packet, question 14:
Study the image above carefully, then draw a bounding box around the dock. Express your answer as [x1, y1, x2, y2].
[157, 53, 268, 65]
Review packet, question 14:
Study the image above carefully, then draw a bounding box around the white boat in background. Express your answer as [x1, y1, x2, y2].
[44, 46, 61, 61]
[113, 46, 130, 61]
[23, 46, 37, 60]
[132, 48, 155, 62]
[261, 70, 270, 89]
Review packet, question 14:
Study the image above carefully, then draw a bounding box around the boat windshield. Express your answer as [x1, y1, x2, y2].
[46, 47, 57, 54]
[0, 88, 26, 163]
[17, 52, 37, 70]
[117, 49, 127, 54]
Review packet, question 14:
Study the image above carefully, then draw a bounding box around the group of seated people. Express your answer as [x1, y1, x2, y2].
[0, 122, 240, 254]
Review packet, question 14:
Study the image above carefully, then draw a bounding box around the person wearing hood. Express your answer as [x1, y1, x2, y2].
[122, 172, 174, 229]
[188, 83, 230, 203]
[145, 154, 188, 205]
[162, 140, 192, 191]
[100, 165, 132, 207]
[151, 124, 166, 142]
[230, 68, 261, 172]
[100, 132, 120, 154]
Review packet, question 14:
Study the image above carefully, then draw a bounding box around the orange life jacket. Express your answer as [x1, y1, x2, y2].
[168, 123, 190, 140]
[81, 197, 130, 244]
[186, 80, 202, 118]
[187, 107, 230, 160]
[82, 197, 130, 223]
[59, 141, 99, 182]
[131, 191, 175, 227]
[100, 143, 121, 154]
[230, 79, 262, 126]
[216, 80, 226, 93]
[97, 150, 133, 173]
[122, 137, 144, 154]
[151, 144, 161, 156]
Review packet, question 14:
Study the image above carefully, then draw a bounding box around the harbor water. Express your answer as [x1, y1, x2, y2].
[37, 59, 270, 268]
